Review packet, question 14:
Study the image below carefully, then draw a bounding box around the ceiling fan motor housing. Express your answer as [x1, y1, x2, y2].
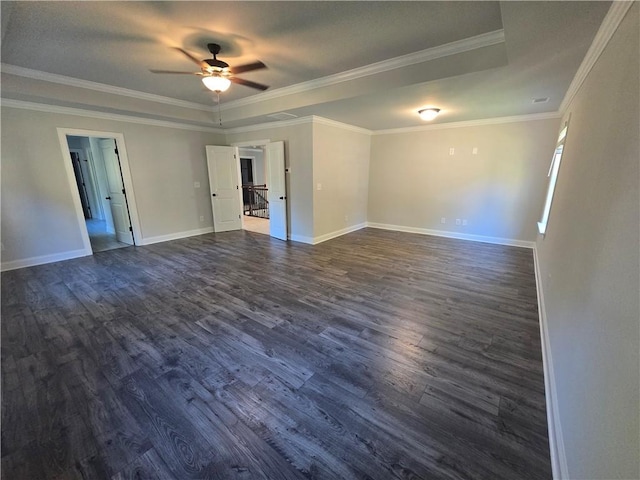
[205, 59, 229, 70]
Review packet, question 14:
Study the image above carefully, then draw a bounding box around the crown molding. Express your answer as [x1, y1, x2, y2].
[312, 116, 372, 135]
[559, 1, 634, 113]
[220, 29, 505, 112]
[0, 63, 213, 112]
[372, 112, 562, 135]
[1, 98, 224, 133]
[2, 98, 561, 137]
[0, 29, 503, 118]
[224, 115, 315, 134]
[224, 115, 373, 136]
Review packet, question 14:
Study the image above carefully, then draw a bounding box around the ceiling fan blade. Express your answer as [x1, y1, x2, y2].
[230, 76, 269, 91]
[230, 61, 267, 75]
[149, 69, 202, 75]
[173, 47, 208, 69]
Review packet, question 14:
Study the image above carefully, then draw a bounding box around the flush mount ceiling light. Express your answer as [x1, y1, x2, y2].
[202, 75, 231, 93]
[418, 108, 441, 121]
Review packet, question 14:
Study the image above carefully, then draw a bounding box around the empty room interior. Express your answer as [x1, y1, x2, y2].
[1, 2, 638, 479]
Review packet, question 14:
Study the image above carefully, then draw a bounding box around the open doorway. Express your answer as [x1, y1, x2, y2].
[59, 128, 141, 255]
[67, 136, 130, 252]
[239, 146, 270, 236]
[206, 141, 287, 240]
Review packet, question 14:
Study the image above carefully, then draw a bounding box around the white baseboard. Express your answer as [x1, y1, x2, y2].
[289, 234, 314, 244]
[533, 246, 568, 479]
[312, 222, 368, 245]
[366, 222, 535, 248]
[138, 227, 214, 246]
[1, 248, 91, 272]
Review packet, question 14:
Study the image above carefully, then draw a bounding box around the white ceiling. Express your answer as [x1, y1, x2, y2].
[1, 1, 611, 130]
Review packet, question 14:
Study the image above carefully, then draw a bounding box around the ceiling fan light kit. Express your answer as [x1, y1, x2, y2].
[419, 108, 441, 121]
[202, 75, 231, 92]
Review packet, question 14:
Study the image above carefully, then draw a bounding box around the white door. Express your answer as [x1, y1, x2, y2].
[206, 146, 242, 232]
[99, 139, 134, 245]
[266, 141, 287, 241]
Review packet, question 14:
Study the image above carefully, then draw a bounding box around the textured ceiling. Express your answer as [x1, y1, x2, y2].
[0, 1, 611, 130]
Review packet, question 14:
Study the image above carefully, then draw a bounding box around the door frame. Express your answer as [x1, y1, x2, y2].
[232, 139, 289, 240]
[57, 128, 142, 255]
[233, 140, 270, 233]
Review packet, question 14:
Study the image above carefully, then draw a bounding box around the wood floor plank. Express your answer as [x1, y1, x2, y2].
[157, 368, 306, 480]
[111, 448, 174, 480]
[1, 228, 551, 479]
[117, 370, 221, 479]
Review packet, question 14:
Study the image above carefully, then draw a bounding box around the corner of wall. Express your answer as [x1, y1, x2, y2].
[532, 245, 569, 480]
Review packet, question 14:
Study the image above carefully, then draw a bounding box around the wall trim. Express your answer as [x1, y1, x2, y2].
[219, 29, 505, 112]
[225, 115, 315, 134]
[312, 116, 373, 135]
[289, 234, 314, 245]
[372, 112, 562, 136]
[533, 246, 569, 479]
[231, 139, 271, 147]
[558, 1, 634, 113]
[0, 248, 90, 272]
[2, 97, 561, 138]
[1, 99, 224, 133]
[226, 115, 374, 135]
[1, 63, 213, 112]
[138, 227, 215, 246]
[366, 222, 535, 248]
[312, 222, 368, 245]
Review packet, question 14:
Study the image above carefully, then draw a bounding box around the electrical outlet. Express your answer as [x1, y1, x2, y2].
[440, 217, 446, 224]
[344, 215, 349, 222]
[462, 219, 468, 226]
[472, 147, 478, 155]
[317, 183, 322, 190]
[194, 181, 200, 188]
[449, 147, 455, 155]
[455, 219, 461, 226]
[199, 215, 204, 223]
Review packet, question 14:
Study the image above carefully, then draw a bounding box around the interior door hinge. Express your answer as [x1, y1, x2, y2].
[129, 226, 133, 232]
[238, 214, 241, 219]
[236, 185, 239, 189]
[122, 188, 126, 194]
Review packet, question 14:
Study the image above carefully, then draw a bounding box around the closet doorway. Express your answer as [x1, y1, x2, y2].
[58, 128, 141, 255]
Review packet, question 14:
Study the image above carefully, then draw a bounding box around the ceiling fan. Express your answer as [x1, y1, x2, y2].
[150, 43, 269, 93]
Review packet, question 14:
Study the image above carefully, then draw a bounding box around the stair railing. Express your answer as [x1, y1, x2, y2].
[242, 184, 269, 219]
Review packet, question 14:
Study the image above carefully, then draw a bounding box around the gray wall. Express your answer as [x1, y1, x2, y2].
[1, 107, 224, 268]
[312, 122, 370, 238]
[368, 118, 560, 243]
[535, 6, 639, 479]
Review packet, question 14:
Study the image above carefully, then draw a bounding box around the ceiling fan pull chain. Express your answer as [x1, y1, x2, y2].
[217, 92, 223, 127]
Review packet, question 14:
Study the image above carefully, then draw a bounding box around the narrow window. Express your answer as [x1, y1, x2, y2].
[538, 121, 569, 235]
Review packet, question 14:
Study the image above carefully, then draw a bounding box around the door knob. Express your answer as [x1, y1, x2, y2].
[279, 196, 286, 200]
[105, 196, 111, 200]
[212, 193, 217, 197]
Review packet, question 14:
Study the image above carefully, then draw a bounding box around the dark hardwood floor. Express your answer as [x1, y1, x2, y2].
[1, 228, 551, 479]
